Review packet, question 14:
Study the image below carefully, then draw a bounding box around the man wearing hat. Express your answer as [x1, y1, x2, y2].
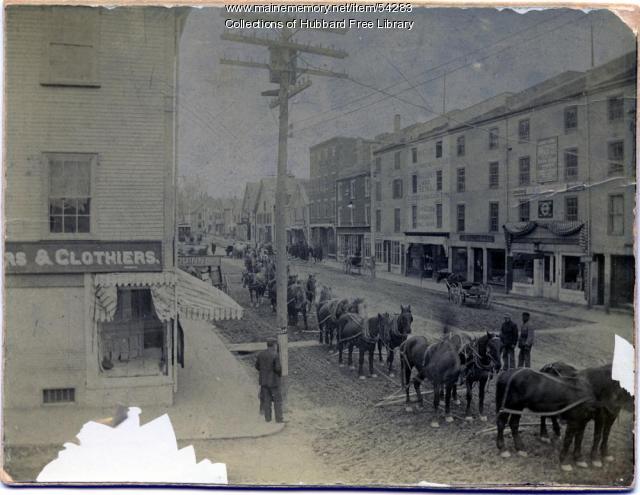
[255, 339, 284, 423]
[499, 313, 518, 370]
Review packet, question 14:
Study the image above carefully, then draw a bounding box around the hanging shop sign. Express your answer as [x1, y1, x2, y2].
[5, 241, 163, 274]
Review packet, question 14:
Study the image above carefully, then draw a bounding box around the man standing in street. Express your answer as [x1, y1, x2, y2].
[500, 314, 518, 370]
[518, 312, 534, 368]
[255, 339, 284, 423]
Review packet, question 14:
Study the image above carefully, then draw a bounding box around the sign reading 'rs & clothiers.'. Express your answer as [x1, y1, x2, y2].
[5, 241, 163, 274]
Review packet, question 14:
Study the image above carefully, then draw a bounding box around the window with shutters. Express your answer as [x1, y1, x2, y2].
[518, 119, 530, 142]
[364, 176, 370, 197]
[392, 179, 403, 199]
[457, 136, 465, 156]
[608, 194, 624, 235]
[565, 148, 578, 181]
[457, 204, 465, 232]
[394, 208, 401, 233]
[394, 151, 402, 169]
[456, 168, 465, 192]
[436, 203, 442, 228]
[436, 141, 443, 158]
[519, 201, 530, 222]
[48, 153, 94, 234]
[489, 202, 499, 232]
[375, 181, 382, 201]
[489, 128, 499, 149]
[411, 205, 417, 229]
[411, 147, 418, 163]
[518, 156, 530, 186]
[564, 106, 578, 132]
[608, 95, 624, 122]
[41, 8, 100, 87]
[489, 162, 499, 189]
[411, 174, 418, 194]
[375, 209, 381, 232]
[375, 157, 382, 174]
[436, 170, 442, 191]
[565, 196, 578, 222]
[608, 141, 624, 176]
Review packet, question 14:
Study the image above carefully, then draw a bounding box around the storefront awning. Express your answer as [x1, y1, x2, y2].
[503, 221, 586, 251]
[93, 270, 243, 323]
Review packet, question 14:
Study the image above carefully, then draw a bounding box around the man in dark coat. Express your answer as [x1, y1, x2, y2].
[255, 339, 284, 423]
[517, 312, 534, 368]
[500, 314, 518, 370]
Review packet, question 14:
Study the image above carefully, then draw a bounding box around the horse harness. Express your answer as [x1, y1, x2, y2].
[338, 313, 376, 345]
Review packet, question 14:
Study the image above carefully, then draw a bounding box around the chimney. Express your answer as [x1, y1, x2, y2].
[393, 114, 401, 133]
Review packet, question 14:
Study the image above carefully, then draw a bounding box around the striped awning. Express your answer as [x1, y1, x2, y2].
[93, 269, 243, 323]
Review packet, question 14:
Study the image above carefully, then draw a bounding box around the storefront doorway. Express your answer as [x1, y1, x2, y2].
[452, 248, 468, 279]
[487, 249, 505, 286]
[473, 248, 483, 283]
[542, 254, 558, 299]
[611, 255, 634, 308]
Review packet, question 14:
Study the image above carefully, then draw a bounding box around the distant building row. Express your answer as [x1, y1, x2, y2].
[307, 52, 636, 309]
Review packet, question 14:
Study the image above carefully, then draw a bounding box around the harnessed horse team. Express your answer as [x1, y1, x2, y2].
[240, 265, 631, 472]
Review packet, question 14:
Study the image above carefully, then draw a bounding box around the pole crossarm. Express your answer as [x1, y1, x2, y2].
[269, 79, 312, 108]
[221, 32, 347, 59]
[298, 67, 348, 78]
[220, 58, 270, 70]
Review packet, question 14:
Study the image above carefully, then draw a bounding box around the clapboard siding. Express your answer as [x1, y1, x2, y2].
[5, 6, 176, 243]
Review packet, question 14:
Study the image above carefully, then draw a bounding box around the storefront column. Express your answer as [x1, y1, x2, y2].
[482, 249, 488, 284]
[466, 247, 473, 282]
[604, 254, 612, 311]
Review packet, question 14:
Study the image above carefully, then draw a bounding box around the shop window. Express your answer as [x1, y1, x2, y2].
[565, 196, 578, 222]
[489, 202, 499, 232]
[489, 127, 499, 149]
[48, 153, 94, 234]
[392, 179, 403, 199]
[375, 209, 381, 232]
[436, 203, 443, 228]
[608, 194, 624, 235]
[394, 208, 401, 233]
[457, 136, 465, 156]
[457, 168, 465, 192]
[564, 106, 578, 132]
[607, 140, 624, 176]
[391, 241, 401, 265]
[411, 174, 418, 194]
[411, 205, 418, 229]
[519, 201, 530, 222]
[436, 170, 443, 191]
[518, 157, 530, 186]
[562, 256, 584, 291]
[608, 95, 624, 122]
[565, 148, 578, 181]
[452, 248, 467, 276]
[513, 255, 534, 285]
[456, 204, 465, 232]
[436, 141, 443, 158]
[411, 147, 418, 163]
[518, 119, 530, 142]
[489, 162, 499, 189]
[99, 289, 168, 377]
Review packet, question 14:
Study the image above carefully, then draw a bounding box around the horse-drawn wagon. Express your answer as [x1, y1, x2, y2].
[446, 274, 492, 308]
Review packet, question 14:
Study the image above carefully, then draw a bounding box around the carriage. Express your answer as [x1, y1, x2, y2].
[446, 277, 492, 308]
[344, 254, 362, 275]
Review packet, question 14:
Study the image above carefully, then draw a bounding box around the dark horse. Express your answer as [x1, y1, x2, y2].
[377, 305, 413, 376]
[287, 282, 308, 329]
[495, 364, 632, 470]
[337, 311, 391, 378]
[316, 298, 360, 349]
[242, 271, 266, 308]
[539, 362, 578, 444]
[400, 335, 462, 427]
[459, 332, 502, 422]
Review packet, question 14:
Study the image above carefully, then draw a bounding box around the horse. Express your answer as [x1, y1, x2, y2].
[377, 305, 413, 376]
[458, 332, 502, 422]
[494, 364, 632, 470]
[242, 271, 266, 307]
[287, 282, 308, 329]
[336, 311, 391, 379]
[305, 274, 317, 312]
[400, 335, 462, 427]
[316, 298, 362, 349]
[539, 362, 579, 444]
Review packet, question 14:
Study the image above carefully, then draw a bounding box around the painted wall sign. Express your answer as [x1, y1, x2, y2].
[536, 137, 558, 183]
[5, 241, 163, 274]
[459, 234, 495, 243]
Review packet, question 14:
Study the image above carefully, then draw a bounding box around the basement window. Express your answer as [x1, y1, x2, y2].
[43, 388, 75, 404]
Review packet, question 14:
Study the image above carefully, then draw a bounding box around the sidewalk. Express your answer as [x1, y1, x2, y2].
[4, 319, 283, 448]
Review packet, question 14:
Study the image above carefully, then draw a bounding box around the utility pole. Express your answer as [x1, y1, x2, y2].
[220, 15, 347, 405]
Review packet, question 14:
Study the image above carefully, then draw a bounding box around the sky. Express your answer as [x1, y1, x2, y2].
[177, 7, 635, 199]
